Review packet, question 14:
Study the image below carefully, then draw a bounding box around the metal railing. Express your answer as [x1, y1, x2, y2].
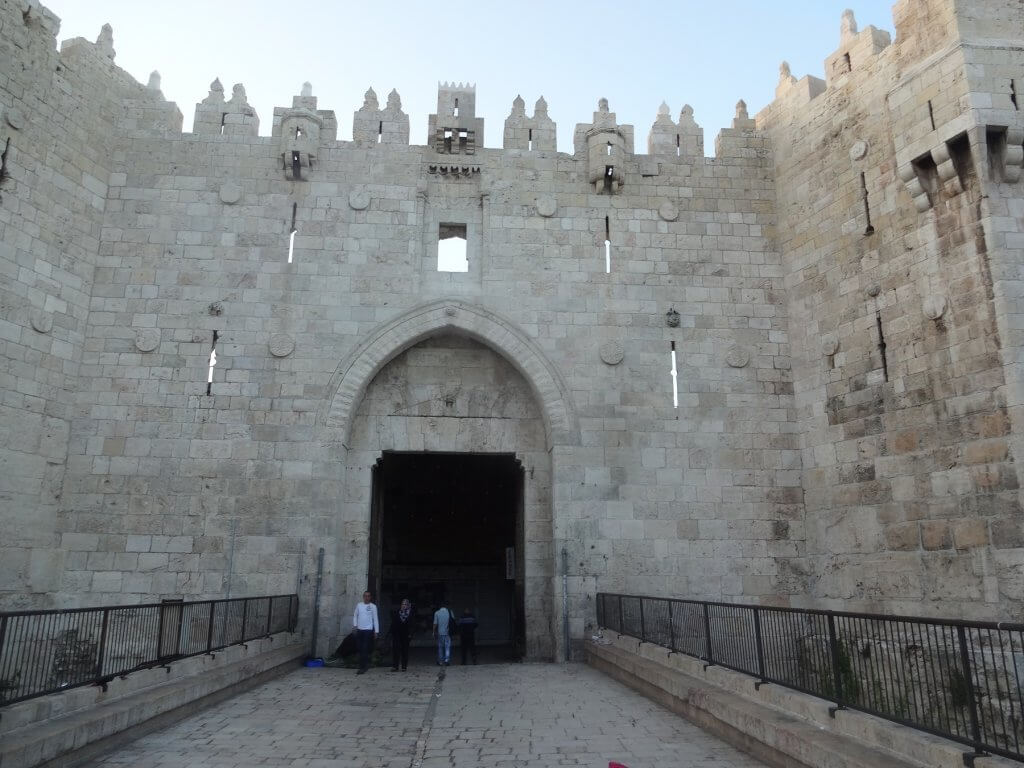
[596, 593, 1024, 763]
[0, 594, 298, 706]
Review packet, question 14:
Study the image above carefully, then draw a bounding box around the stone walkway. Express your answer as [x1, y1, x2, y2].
[85, 663, 767, 768]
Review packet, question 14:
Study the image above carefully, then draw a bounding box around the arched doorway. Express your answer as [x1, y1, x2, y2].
[320, 300, 579, 661]
[349, 334, 546, 657]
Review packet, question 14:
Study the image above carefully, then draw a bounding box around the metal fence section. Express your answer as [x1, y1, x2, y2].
[0, 594, 298, 706]
[596, 593, 1024, 763]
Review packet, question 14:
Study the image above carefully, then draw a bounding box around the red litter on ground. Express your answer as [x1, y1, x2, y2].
[609, 763, 629, 768]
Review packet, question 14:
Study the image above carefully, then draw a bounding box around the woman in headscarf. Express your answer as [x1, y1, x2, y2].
[390, 598, 414, 671]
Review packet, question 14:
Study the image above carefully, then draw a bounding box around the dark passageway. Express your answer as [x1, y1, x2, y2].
[369, 451, 525, 653]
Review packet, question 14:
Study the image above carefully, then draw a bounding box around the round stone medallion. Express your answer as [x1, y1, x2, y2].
[269, 333, 295, 358]
[135, 328, 160, 352]
[348, 188, 370, 211]
[923, 294, 947, 320]
[850, 140, 868, 161]
[29, 309, 52, 334]
[3, 106, 22, 130]
[658, 200, 679, 222]
[219, 183, 242, 205]
[599, 340, 624, 366]
[536, 195, 557, 218]
[444, 305, 458, 317]
[865, 283, 881, 298]
[725, 346, 749, 368]
[820, 334, 839, 357]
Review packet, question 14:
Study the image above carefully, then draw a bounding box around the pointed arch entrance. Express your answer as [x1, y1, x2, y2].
[321, 300, 579, 661]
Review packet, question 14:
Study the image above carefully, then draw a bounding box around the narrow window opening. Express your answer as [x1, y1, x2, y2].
[287, 203, 297, 263]
[443, 128, 453, 153]
[220, 113, 227, 136]
[875, 311, 889, 382]
[604, 215, 611, 273]
[291, 150, 301, 180]
[827, 353, 835, 370]
[295, 126, 303, 139]
[378, 121, 383, 143]
[206, 330, 219, 396]
[928, 100, 936, 131]
[1012, 79, 1019, 110]
[438, 223, 468, 272]
[670, 341, 679, 409]
[603, 166, 614, 192]
[528, 128, 533, 152]
[676, 134, 681, 157]
[459, 129, 468, 151]
[453, 98, 459, 118]
[606, 142, 613, 156]
[843, 52, 852, 73]
[860, 172, 874, 235]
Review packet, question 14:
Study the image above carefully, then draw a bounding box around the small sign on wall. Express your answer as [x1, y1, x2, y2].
[505, 547, 515, 580]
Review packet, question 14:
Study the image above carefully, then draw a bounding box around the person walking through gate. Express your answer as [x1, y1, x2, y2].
[390, 598, 414, 671]
[432, 601, 453, 666]
[352, 590, 379, 674]
[457, 608, 478, 665]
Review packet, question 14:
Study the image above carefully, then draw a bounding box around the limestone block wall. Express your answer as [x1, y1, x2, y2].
[19, 40, 796, 655]
[759, 0, 1024, 619]
[0, 1, 155, 608]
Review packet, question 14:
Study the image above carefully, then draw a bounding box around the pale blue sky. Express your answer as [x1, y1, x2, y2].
[45, 1, 896, 154]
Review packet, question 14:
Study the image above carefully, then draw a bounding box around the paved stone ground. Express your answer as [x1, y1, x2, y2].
[85, 663, 766, 768]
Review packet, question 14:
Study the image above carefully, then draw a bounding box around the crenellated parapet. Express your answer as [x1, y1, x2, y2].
[503, 95, 556, 151]
[352, 87, 409, 147]
[193, 79, 259, 136]
[647, 102, 703, 159]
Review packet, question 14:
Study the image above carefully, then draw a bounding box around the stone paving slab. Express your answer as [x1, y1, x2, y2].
[82, 663, 767, 768]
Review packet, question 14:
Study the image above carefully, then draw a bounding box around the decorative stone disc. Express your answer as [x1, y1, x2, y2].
[269, 333, 295, 358]
[599, 340, 624, 366]
[725, 346, 749, 368]
[865, 283, 881, 298]
[135, 328, 160, 352]
[658, 200, 679, 222]
[30, 310, 52, 333]
[850, 140, 868, 161]
[923, 294, 947, 320]
[219, 183, 242, 204]
[3, 106, 22, 130]
[820, 334, 839, 356]
[444, 305, 458, 317]
[536, 195, 557, 218]
[348, 188, 370, 211]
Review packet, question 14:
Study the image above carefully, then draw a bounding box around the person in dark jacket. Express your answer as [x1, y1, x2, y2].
[457, 608, 478, 665]
[390, 598, 414, 671]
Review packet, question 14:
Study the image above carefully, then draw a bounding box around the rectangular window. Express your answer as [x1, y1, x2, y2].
[438, 223, 468, 272]
[670, 341, 678, 409]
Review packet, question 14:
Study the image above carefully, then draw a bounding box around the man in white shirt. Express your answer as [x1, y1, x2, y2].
[432, 602, 453, 666]
[352, 591, 379, 674]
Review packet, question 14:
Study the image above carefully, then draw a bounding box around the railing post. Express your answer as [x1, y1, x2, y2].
[596, 594, 604, 628]
[617, 594, 623, 634]
[266, 597, 273, 636]
[94, 608, 110, 679]
[667, 600, 676, 652]
[702, 603, 714, 665]
[957, 625, 984, 752]
[240, 598, 249, 643]
[156, 603, 167, 659]
[290, 595, 298, 632]
[826, 613, 845, 711]
[753, 607, 766, 682]
[206, 601, 216, 651]
[639, 598, 646, 642]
